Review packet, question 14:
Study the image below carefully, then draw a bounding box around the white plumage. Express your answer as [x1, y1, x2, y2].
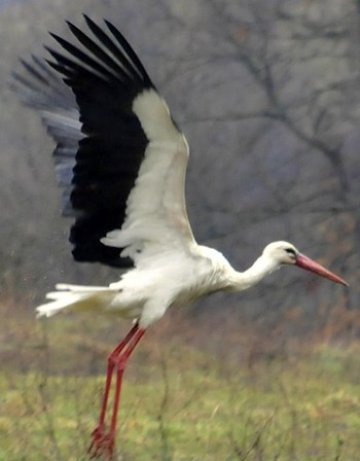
[14, 16, 347, 460]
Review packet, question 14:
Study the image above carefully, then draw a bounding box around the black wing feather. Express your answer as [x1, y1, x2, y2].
[83, 16, 137, 80]
[49, 33, 119, 82]
[104, 19, 152, 85]
[66, 21, 134, 81]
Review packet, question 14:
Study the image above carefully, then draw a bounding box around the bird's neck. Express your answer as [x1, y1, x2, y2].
[227, 254, 279, 292]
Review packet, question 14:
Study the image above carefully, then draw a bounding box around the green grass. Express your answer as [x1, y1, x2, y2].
[1, 341, 360, 461]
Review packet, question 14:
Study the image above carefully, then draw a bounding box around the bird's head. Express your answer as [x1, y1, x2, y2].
[263, 241, 348, 286]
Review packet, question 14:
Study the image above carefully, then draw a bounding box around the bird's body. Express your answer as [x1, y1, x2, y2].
[37, 243, 265, 326]
[14, 16, 347, 460]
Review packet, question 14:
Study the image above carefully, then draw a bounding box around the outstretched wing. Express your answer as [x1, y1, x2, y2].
[15, 16, 195, 268]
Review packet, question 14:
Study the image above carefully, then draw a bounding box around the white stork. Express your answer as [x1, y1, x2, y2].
[14, 16, 347, 460]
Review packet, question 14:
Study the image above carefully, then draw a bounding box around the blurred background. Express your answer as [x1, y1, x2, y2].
[1, 1, 360, 460]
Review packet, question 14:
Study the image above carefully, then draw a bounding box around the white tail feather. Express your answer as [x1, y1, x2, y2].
[36, 284, 118, 318]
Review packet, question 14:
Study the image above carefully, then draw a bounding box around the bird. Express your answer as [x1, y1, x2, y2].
[13, 16, 348, 461]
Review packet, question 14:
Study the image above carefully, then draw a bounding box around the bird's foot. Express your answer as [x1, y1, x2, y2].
[88, 426, 115, 460]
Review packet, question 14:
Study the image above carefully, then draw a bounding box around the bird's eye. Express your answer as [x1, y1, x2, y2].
[285, 248, 296, 256]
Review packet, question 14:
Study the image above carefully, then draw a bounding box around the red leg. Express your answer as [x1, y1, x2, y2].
[88, 323, 145, 460]
[109, 328, 145, 435]
[96, 323, 140, 429]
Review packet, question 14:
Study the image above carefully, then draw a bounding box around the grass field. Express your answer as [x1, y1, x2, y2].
[1, 323, 360, 461]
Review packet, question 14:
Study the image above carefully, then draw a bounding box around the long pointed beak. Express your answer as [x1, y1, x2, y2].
[296, 253, 348, 286]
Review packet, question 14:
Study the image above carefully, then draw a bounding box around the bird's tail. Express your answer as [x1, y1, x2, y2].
[36, 283, 118, 318]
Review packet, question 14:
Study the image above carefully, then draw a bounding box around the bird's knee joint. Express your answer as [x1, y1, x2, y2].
[108, 354, 118, 366]
[108, 354, 127, 370]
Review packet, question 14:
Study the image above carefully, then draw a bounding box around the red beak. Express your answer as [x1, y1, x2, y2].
[296, 253, 348, 286]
